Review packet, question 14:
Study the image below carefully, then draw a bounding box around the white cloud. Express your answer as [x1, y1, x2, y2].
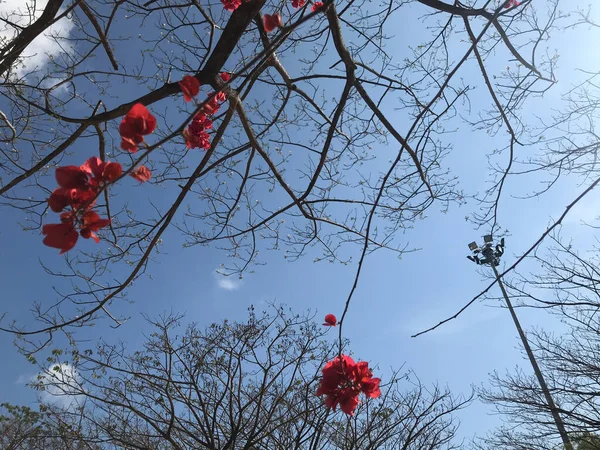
[34, 363, 83, 409]
[214, 269, 242, 291]
[217, 277, 241, 291]
[0, 0, 75, 78]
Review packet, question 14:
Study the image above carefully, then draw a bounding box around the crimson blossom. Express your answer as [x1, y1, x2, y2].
[119, 103, 157, 152]
[183, 91, 226, 150]
[130, 165, 152, 183]
[317, 355, 381, 415]
[311, 1, 324, 12]
[178, 75, 201, 102]
[43, 157, 123, 254]
[263, 13, 282, 33]
[323, 314, 337, 326]
[504, 0, 520, 7]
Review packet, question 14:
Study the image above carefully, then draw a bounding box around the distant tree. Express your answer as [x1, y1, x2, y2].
[26, 305, 470, 449]
[574, 434, 600, 450]
[0, 403, 42, 450]
[474, 235, 600, 449]
[0, 402, 103, 450]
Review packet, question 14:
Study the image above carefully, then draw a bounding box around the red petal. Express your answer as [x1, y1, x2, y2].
[48, 188, 71, 213]
[179, 75, 201, 102]
[80, 228, 100, 243]
[144, 113, 157, 135]
[339, 391, 359, 415]
[263, 14, 276, 32]
[121, 136, 141, 152]
[362, 377, 381, 398]
[82, 211, 111, 231]
[55, 166, 88, 190]
[80, 156, 105, 179]
[128, 103, 151, 119]
[103, 162, 123, 182]
[130, 165, 152, 183]
[42, 223, 79, 254]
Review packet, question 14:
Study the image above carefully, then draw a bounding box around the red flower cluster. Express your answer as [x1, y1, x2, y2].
[184, 113, 213, 150]
[119, 103, 157, 153]
[311, 1, 324, 12]
[323, 314, 337, 326]
[503, 0, 520, 7]
[130, 165, 152, 183]
[263, 13, 282, 33]
[220, 72, 231, 82]
[43, 157, 122, 254]
[179, 75, 201, 102]
[183, 91, 226, 150]
[292, 0, 306, 8]
[317, 355, 381, 415]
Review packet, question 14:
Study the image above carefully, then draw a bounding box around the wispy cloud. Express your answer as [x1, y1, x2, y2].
[214, 269, 242, 291]
[217, 278, 241, 291]
[397, 304, 504, 339]
[15, 373, 29, 385]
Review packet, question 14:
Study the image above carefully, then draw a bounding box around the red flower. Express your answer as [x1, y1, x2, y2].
[311, 1, 324, 12]
[48, 157, 122, 213]
[42, 222, 79, 255]
[184, 124, 212, 150]
[130, 165, 152, 183]
[323, 314, 337, 326]
[221, 0, 242, 11]
[79, 210, 111, 243]
[179, 75, 201, 102]
[183, 91, 225, 150]
[119, 103, 157, 153]
[44, 156, 122, 253]
[317, 355, 381, 416]
[220, 72, 231, 82]
[292, 0, 306, 8]
[503, 0, 520, 7]
[318, 355, 356, 393]
[263, 13, 282, 33]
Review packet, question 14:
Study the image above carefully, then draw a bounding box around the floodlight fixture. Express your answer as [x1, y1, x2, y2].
[468, 241, 478, 251]
[483, 234, 493, 243]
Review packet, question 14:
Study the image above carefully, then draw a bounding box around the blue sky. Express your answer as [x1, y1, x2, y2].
[1, 0, 600, 444]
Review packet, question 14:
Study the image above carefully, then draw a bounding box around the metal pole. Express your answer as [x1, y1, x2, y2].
[491, 263, 573, 450]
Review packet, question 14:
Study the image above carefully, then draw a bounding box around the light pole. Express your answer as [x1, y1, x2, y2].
[467, 236, 573, 450]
